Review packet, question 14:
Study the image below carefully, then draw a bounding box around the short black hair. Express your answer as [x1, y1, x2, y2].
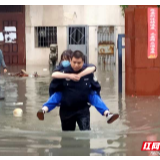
[71, 50, 85, 61]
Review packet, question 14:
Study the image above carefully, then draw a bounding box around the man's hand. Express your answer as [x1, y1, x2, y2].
[77, 73, 83, 79]
[4, 68, 7, 73]
[68, 74, 80, 81]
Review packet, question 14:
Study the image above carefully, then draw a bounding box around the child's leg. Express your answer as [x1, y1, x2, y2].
[88, 91, 119, 124]
[88, 91, 109, 116]
[37, 92, 62, 120]
[42, 92, 62, 112]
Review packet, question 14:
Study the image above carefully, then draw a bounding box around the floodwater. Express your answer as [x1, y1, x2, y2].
[0, 64, 160, 156]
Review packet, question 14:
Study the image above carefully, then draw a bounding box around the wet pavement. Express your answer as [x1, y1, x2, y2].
[0, 64, 160, 156]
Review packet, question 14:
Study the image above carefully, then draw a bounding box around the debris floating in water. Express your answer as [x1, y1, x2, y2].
[13, 108, 23, 117]
[9, 69, 28, 77]
[5, 102, 23, 106]
[43, 68, 47, 72]
[0, 97, 5, 100]
[13, 102, 23, 106]
[8, 69, 39, 78]
[106, 78, 110, 81]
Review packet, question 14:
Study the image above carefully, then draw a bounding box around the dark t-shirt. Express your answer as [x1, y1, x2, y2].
[49, 64, 101, 102]
[60, 65, 94, 109]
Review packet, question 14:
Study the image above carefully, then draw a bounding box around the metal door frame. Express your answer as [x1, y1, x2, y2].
[117, 34, 125, 93]
[67, 25, 89, 63]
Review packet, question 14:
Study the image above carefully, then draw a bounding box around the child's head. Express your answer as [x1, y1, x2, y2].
[60, 49, 73, 67]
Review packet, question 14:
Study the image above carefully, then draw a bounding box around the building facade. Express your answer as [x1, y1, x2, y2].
[0, 5, 125, 66]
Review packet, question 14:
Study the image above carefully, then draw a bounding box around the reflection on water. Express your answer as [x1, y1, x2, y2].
[0, 65, 160, 156]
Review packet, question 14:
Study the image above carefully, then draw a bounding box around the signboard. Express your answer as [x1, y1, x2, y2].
[98, 26, 114, 55]
[4, 26, 17, 43]
[98, 43, 114, 55]
[0, 32, 4, 41]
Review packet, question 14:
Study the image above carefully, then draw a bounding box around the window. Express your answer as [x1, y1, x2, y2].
[35, 27, 57, 48]
[69, 27, 85, 45]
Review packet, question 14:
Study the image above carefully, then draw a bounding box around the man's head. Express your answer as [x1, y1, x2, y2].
[70, 50, 85, 72]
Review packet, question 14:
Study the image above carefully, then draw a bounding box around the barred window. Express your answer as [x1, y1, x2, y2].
[35, 27, 57, 48]
[69, 27, 85, 45]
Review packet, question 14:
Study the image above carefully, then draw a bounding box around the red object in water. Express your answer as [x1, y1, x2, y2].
[148, 8, 158, 59]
